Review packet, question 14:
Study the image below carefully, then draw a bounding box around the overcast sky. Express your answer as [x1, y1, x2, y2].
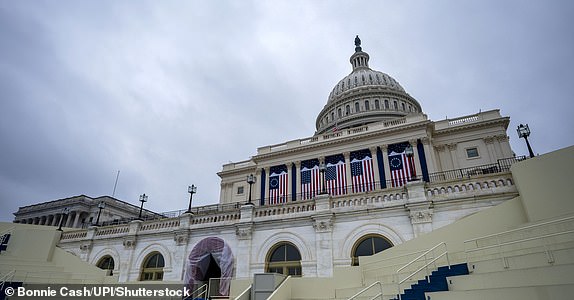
[1, 1, 573, 222]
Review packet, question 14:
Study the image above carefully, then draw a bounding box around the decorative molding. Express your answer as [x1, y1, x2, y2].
[312, 217, 333, 233]
[123, 237, 136, 249]
[484, 136, 495, 144]
[420, 137, 431, 145]
[434, 144, 446, 152]
[496, 135, 510, 142]
[79, 241, 92, 252]
[409, 209, 433, 224]
[174, 231, 189, 246]
[447, 143, 457, 151]
[236, 225, 253, 240]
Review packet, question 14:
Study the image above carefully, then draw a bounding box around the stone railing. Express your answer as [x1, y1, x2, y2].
[60, 230, 87, 240]
[94, 225, 129, 237]
[191, 212, 241, 225]
[426, 174, 516, 199]
[140, 219, 180, 231]
[254, 201, 316, 218]
[331, 189, 407, 209]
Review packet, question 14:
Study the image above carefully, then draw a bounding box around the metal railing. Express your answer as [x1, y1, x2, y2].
[0, 270, 16, 291]
[396, 242, 450, 300]
[348, 281, 384, 300]
[189, 283, 208, 299]
[464, 215, 574, 268]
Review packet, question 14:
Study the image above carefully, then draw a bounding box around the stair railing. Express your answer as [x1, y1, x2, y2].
[347, 281, 383, 300]
[361, 248, 429, 283]
[395, 242, 450, 300]
[0, 270, 16, 290]
[190, 283, 208, 299]
[464, 215, 574, 268]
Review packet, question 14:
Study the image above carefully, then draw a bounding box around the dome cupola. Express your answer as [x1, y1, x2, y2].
[315, 36, 423, 135]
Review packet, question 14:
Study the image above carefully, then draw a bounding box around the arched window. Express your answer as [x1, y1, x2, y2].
[384, 99, 389, 109]
[346, 105, 351, 115]
[266, 243, 302, 276]
[355, 102, 360, 112]
[401, 103, 406, 111]
[393, 101, 398, 110]
[140, 252, 165, 281]
[351, 235, 393, 266]
[331, 112, 335, 122]
[338, 108, 342, 118]
[96, 255, 115, 276]
[375, 99, 380, 110]
[365, 100, 370, 111]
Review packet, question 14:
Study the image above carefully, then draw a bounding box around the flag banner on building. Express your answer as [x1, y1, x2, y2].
[388, 142, 416, 187]
[325, 154, 347, 195]
[350, 149, 375, 193]
[269, 165, 288, 205]
[300, 159, 320, 200]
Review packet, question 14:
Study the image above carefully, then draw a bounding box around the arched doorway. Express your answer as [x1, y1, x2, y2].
[351, 234, 393, 266]
[184, 237, 234, 296]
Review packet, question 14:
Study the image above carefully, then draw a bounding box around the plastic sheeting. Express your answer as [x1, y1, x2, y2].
[184, 237, 234, 295]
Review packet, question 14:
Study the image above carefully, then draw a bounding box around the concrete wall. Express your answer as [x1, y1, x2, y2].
[511, 146, 574, 222]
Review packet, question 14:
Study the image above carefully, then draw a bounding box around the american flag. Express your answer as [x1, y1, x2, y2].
[301, 160, 320, 200]
[325, 155, 347, 195]
[269, 166, 288, 205]
[388, 144, 416, 187]
[351, 156, 375, 193]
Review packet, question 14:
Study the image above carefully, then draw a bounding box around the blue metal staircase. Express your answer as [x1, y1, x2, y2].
[394, 263, 469, 300]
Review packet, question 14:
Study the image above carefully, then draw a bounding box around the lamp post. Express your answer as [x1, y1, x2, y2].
[57, 207, 70, 231]
[517, 124, 535, 158]
[405, 144, 416, 181]
[247, 174, 256, 205]
[95, 201, 105, 226]
[138, 194, 148, 220]
[319, 162, 327, 194]
[186, 185, 197, 213]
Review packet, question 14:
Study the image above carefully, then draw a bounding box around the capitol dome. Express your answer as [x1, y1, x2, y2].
[315, 36, 422, 135]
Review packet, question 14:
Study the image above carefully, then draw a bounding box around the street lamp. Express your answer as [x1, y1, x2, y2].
[186, 185, 197, 213]
[57, 207, 70, 231]
[138, 194, 148, 220]
[405, 144, 416, 181]
[517, 124, 535, 158]
[319, 162, 327, 194]
[95, 201, 106, 226]
[247, 174, 256, 205]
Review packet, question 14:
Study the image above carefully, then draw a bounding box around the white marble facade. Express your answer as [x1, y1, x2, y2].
[23, 38, 523, 284]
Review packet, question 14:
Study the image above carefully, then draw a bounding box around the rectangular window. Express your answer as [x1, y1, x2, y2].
[466, 147, 479, 158]
[237, 186, 244, 194]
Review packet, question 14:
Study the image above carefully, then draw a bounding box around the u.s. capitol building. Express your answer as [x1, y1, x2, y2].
[13, 37, 521, 292]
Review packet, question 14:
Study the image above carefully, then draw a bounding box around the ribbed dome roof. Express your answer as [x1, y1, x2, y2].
[315, 36, 422, 135]
[327, 68, 405, 104]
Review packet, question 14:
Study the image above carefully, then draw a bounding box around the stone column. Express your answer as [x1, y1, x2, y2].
[255, 168, 262, 205]
[313, 194, 334, 277]
[380, 144, 392, 188]
[72, 211, 82, 228]
[343, 152, 352, 194]
[235, 204, 254, 279]
[294, 161, 301, 201]
[409, 139, 422, 179]
[484, 136, 496, 161]
[65, 213, 73, 228]
[119, 220, 142, 282]
[287, 163, 293, 200]
[447, 143, 459, 169]
[51, 215, 58, 226]
[420, 137, 437, 174]
[369, 146, 381, 187]
[264, 167, 270, 205]
[318, 156, 325, 194]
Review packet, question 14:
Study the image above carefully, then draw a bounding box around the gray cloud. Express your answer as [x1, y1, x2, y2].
[1, 0, 573, 222]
